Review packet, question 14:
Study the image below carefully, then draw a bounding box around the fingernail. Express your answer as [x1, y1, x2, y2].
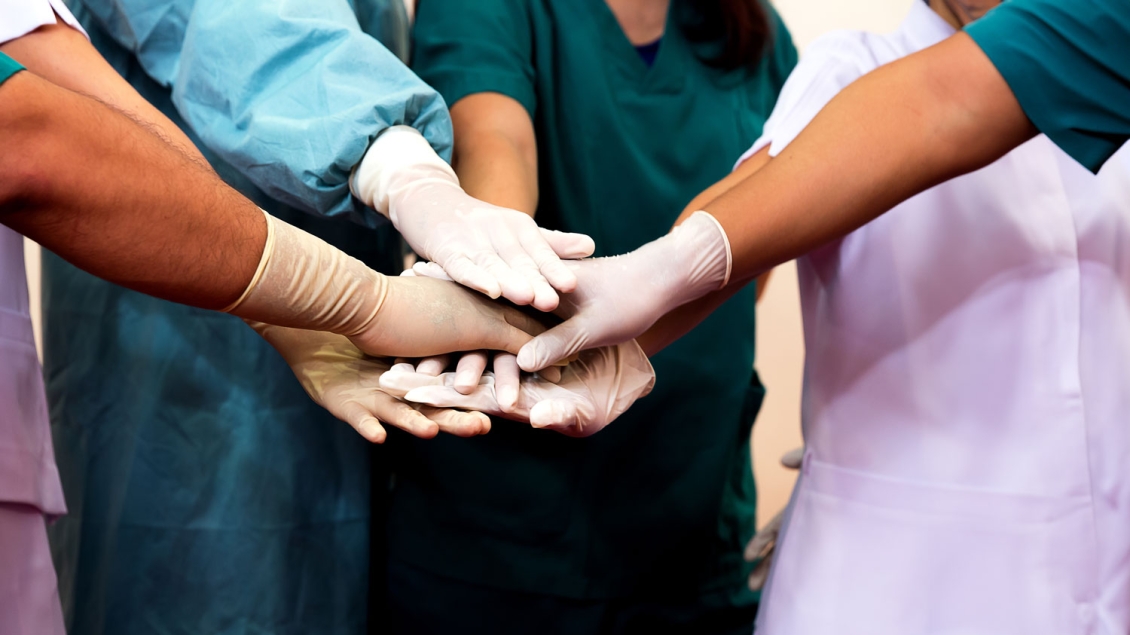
[455, 373, 476, 394]
[360, 419, 385, 443]
[517, 346, 538, 371]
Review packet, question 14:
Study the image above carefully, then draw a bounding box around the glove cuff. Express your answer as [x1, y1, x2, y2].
[670, 211, 733, 303]
[350, 125, 458, 225]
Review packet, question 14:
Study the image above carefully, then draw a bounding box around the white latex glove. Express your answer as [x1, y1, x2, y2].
[223, 211, 545, 359]
[506, 211, 734, 372]
[351, 126, 595, 311]
[379, 340, 655, 437]
[250, 323, 491, 443]
[745, 447, 805, 591]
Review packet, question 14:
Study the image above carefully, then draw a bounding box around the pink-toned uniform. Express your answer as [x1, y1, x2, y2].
[742, 3, 1130, 634]
[0, 2, 86, 634]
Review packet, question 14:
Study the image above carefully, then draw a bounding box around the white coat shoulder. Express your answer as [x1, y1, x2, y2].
[736, 1, 954, 167]
[737, 29, 903, 166]
[0, 0, 86, 45]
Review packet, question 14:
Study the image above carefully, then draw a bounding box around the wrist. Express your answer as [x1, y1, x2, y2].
[662, 211, 732, 306]
[351, 125, 458, 224]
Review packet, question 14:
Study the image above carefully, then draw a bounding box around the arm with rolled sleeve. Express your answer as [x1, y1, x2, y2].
[78, 0, 592, 307]
[75, 0, 452, 226]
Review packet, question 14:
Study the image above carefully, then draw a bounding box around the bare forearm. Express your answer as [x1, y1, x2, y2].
[450, 93, 539, 214]
[0, 72, 262, 309]
[638, 148, 773, 355]
[0, 20, 207, 166]
[708, 33, 1035, 283]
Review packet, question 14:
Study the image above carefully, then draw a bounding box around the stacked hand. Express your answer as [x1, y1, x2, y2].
[352, 126, 595, 311]
[379, 340, 655, 437]
[235, 129, 734, 439]
[508, 211, 734, 372]
[251, 323, 492, 443]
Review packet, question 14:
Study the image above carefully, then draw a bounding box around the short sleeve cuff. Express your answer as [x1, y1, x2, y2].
[418, 68, 537, 119]
[967, 2, 1130, 172]
[0, 53, 25, 87]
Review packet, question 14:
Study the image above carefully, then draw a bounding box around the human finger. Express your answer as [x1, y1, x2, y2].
[416, 405, 491, 437]
[379, 367, 450, 398]
[416, 355, 450, 377]
[523, 228, 581, 294]
[539, 228, 595, 260]
[471, 250, 536, 306]
[455, 351, 489, 395]
[403, 383, 501, 415]
[744, 511, 784, 561]
[493, 353, 521, 413]
[748, 554, 773, 592]
[782, 447, 805, 469]
[517, 319, 591, 372]
[435, 254, 502, 299]
[512, 252, 560, 313]
[336, 393, 441, 443]
[530, 399, 583, 431]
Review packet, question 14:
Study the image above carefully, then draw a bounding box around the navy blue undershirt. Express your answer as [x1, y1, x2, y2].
[635, 39, 661, 66]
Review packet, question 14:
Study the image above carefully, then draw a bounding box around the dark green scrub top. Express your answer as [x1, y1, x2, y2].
[967, 0, 1130, 172]
[0, 53, 24, 86]
[399, 0, 796, 602]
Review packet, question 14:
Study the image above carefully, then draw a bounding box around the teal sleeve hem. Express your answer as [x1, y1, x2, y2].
[0, 53, 25, 87]
[416, 68, 537, 120]
[966, 0, 1130, 173]
[170, 0, 452, 224]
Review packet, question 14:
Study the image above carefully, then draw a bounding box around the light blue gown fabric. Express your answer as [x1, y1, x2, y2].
[45, 2, 452, 633]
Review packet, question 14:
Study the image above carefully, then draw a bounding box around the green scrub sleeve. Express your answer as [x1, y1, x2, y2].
[966, 0, 1130, 172]
[412, 0, 537, 117]
[0, 53, 25, 87]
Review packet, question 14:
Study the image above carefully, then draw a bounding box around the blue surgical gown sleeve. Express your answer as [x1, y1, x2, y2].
[75, 0, 453, 226]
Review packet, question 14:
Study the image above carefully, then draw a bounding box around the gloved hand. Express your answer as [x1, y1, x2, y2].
[745, 447, 805, 591]
[223, 211, 545, 359]
[351, 126, 595, 311]
[250, 322, 491, 443]
[505, 211, 734, 372]
[380, 340, 655, 437]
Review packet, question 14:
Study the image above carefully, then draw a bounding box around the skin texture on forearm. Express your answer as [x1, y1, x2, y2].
[0, 19, 207, 166]
[449, 92, 540, 214]
[0, 70, 263, 309]
[637, 147, 773, 356]
[705, 33, 1035, 284]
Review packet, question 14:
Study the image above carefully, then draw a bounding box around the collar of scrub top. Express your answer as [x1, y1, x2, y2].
[908, 0, 958, 50]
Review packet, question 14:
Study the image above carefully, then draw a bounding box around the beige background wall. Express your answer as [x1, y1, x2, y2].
[21, 0, 914, 524]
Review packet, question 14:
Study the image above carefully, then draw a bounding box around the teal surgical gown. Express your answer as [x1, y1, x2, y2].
[966, 0, 1130, 172]
[44, 2, 451, 634]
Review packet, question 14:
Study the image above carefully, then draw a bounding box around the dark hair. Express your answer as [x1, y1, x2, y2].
[682, 0, 774, 71]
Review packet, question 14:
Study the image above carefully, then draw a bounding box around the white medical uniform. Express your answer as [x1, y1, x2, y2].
[743, 3, 1130, 634]
[0, 3, 86, 634]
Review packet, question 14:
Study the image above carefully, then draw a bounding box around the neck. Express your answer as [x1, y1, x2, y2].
[928, 0, 963, 29]
[604, 0, 669, 45]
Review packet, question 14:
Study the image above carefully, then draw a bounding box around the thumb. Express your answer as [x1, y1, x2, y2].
[516, 319, 591, 372]
[539, 228, 596, 260]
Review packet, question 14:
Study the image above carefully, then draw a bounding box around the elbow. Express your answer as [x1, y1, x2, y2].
[0, 108, 53, 217]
